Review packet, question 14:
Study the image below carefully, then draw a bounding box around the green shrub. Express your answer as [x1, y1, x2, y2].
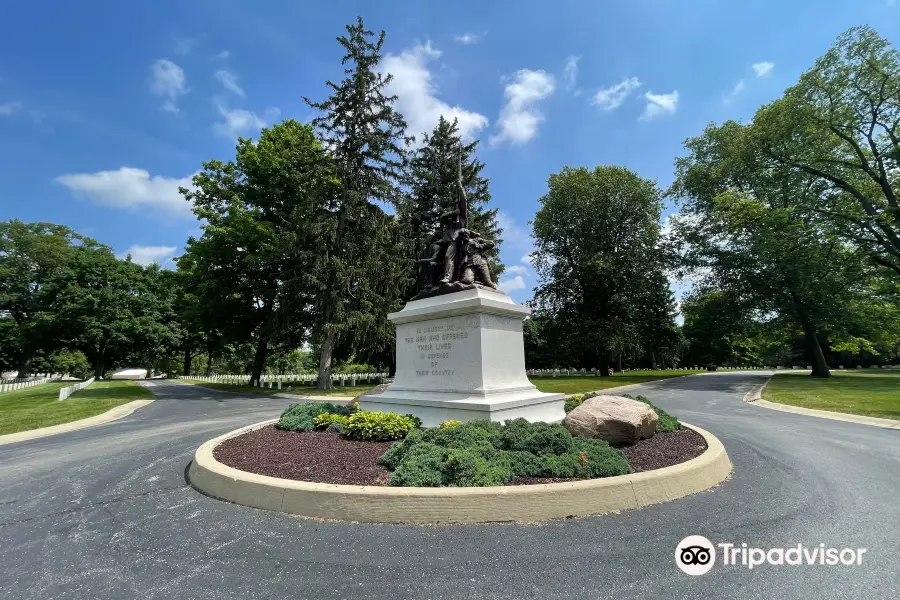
[388, 443, 446, 486]
[313, 412, 350, 431]
[439, 419, 463, 428]
[378, 427, 424, 469]
[442, 448, 510, 487]
[277, 402, 355, 432]
[500, 418, 572, 455]
[622, 394, 680, 432]
[564, 394, 585, 413]
[380, 417, 629, 486]
[404, 414, 423, 429]
[344, 411, 418, 442]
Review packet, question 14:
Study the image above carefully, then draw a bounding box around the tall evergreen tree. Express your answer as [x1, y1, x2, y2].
[303, 17, 413, 388]
[401, 116, 504, 296]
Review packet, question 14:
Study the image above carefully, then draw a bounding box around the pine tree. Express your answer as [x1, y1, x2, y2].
[303, 17, 413, 388]
[401, 116, 504, 296]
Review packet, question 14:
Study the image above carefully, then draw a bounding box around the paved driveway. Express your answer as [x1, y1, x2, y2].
[0, 374, 897, 599]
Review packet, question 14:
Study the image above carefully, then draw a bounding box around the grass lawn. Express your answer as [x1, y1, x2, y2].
[175, 379, 373, 398]
[0, 380, 154, 436]
[763, 370, 900, 420]
[529, 370, 706, 395]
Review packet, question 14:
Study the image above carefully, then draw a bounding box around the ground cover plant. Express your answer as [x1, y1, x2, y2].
[379, 418, 630, 487]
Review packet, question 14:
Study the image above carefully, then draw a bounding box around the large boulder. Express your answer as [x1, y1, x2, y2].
[562, 395, 658, 445]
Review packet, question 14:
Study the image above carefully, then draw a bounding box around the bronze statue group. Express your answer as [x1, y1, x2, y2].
[413, 150, 498, 300]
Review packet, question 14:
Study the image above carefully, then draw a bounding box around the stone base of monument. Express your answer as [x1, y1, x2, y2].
[358, 288, 565, 427]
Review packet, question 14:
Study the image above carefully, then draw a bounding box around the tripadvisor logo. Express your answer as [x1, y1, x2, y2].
[675, 536, 867, 575]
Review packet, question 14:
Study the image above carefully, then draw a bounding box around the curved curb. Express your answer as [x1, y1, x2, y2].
[187, 420, 732, 524]
[0, 399, 154, 447]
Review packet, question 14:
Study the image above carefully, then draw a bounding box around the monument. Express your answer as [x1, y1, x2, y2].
[358, 152, 565, 427]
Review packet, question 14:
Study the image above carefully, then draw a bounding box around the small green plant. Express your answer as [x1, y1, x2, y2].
[564, 394, 585, 413]
[344, 411, 418, 441]
[277, 402, 356, 432]
[439, 420, 463, 428]
[622, 394, 680, 432]
[313, 412, 350, 431]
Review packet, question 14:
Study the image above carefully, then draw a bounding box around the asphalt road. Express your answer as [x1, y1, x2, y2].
[0, 374, 897, 600]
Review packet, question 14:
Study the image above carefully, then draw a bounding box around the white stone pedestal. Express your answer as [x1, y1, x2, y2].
[357, 288, 565, 427]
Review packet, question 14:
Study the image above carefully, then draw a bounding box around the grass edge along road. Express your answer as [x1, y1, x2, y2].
[763, 370, 900, 420]
[176, 369, 707, 398]
[174, 379, 365, 398]
[530, 370, 706, 395]
[0, 380, 153, 436]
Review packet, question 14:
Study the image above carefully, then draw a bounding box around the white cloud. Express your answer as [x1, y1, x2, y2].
[214, 69, 245, 97]
[213, 100, 279, 138]
[174, 37, 199, 56]
[506, 264, 528, 275]
[723, 79, 746, 104]
[640, 90, 679, 120]
[490, 69, 555, 146]
[752, 61, 774, 77]
[118, 245, 176, 267]
[0, 101, 23, 116]
[149, 59, 187, 113]
[591, 77, 641, 111]
[55, 167, 195, 218]
[453, 32, 483, 44]
[563, 55, 581, 92]
[383, 41, 489, 142]
[520, 253, 535, 266]
[498, 275, 526, 292]
[214, 50, 231, 60]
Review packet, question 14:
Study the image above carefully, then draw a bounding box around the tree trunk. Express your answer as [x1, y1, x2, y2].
[15, 352, 33, 379]
[250, 338, 269, 385]
[205, 353, 213, 377]
[650, 351, 658, 371]
[597, 349, 610, 377]
[389, 346, 397, 378]
[615, 353, 624, 373]
[317, 330, 336, 389]
[802, 322, 832, 378]
[94, 356, 105, 379]
[182, 348, 192, 377]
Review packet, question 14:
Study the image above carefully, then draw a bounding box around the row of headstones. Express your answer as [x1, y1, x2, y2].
[57, 377, 96, 401]
[525, 367, 768, 377]
[0, 375, 62, 394]
[182, 373, 389, 390]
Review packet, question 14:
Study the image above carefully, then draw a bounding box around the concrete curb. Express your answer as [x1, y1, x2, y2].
[744, 375, 900, 430]
[0, 399, 154, 446]
[187, 420, 732, 524]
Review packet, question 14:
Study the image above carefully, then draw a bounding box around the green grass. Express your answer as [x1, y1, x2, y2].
[175, 379, 373, 397]
[0, 380, 153, 435]
[763, 369, 900, 420]
[529, 370, 706, 395]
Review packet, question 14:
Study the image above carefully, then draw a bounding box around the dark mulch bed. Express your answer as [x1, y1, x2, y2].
[214, 426, 394, 486]
[214, 425, 708, 487]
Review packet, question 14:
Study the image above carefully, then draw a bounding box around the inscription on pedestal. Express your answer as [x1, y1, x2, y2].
[398, 315, 480, 382]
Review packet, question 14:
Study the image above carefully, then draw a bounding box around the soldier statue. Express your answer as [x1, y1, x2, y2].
[412, 147, 500, 300]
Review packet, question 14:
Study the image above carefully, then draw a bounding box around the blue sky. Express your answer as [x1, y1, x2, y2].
[1, 0, 898, 305]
